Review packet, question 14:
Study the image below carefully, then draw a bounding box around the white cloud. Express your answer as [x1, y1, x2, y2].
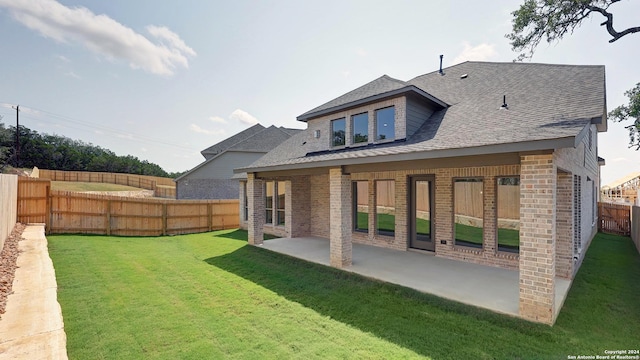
[117, 133, 134, 140]
[209, 116, 227, 124]
[141, 147, 148, 153]
[0, 0, 196, 76]
[453, 42, 498, 64]
[188, 124, 226, 136]
[356, 48, 367, 57]
[342, 70, 351, 78]
[55, 54, 70, 62]
[229, 109, 258, 125]
[65, 71, 81, 79]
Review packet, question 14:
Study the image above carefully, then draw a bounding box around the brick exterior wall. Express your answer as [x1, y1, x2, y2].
[247, 173, 265, 245]
[555, 124, 599, 275]
[350, 165, 521, 269]
[310, 174, 330, 238]
[329, 168, 352, 267]
[519, 154, 556, 324]
[303, 97, 408, 154]
[556, 171, 574, 279]
[286, 177, 311, 237]
[176, 178, 239, 199]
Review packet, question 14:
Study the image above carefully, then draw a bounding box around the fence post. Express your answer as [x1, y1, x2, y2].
[45, 183, 51, 235]
[208, 203, 213, 231]
[106, 199, 111, 236]
[162, 203, 168, 236]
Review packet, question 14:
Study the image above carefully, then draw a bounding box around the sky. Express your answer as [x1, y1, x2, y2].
[0, 0, 638, 185]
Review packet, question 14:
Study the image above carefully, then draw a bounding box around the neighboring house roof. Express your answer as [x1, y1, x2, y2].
[177, 124, 302, 181]
[236, 61, 606, 174]
[201, 123, 266, 159]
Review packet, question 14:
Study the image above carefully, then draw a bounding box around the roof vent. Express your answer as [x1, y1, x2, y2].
[439, 55, 445, 76]
[460, 73, 468, 79]
[500, 95, 508, 110]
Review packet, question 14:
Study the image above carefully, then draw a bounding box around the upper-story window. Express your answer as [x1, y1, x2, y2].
[376, 107, 395, 141]
[331, 118, 346, 147]
[352, 113, 368, 144]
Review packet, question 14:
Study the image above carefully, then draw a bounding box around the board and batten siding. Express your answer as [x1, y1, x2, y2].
[405, 95, 436, 137]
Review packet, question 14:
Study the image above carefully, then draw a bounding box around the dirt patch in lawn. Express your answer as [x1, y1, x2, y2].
[0, 223, 26, 317]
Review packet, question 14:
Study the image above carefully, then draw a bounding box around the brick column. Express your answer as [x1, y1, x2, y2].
[434, 169, 453, 249]
[556, 171, 574, 279]
[247, 173, 264, 245]
[519, 154, 556, 324]
[329, 168, 352, 268]
[286, 176, 310, 238]
[394, 173, 408, 249]
[483, 176, 496, 252]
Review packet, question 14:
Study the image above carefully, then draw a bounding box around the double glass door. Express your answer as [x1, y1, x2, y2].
[409, 176, 434, 251]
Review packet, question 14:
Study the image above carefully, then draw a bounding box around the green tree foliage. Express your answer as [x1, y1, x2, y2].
[507, 0, 640, 149]
[0, 121, 176, 177]
[507, 0, 640, 60]
[608, 83, 640, 149]
[0, 117, 11, 168]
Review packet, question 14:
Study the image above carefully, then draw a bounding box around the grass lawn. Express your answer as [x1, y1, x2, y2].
[49, 231, 640, 359]
[51, 181, 143, 192]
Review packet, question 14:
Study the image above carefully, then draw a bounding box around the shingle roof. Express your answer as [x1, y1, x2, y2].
[201, 123, 265, 158]
[238, 61, 606, 173]
[297, 75, 447, 121]
[177, 124, 301, 181]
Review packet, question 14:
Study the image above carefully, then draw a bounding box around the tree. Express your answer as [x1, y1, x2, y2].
[507, 0, 640, 149]
[0, 117, 10, 169]
[608, 83, 640, 149]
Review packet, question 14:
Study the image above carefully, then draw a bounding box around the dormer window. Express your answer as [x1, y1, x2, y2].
[331, 118, 346, 147]
[352, 112, 368, 144]
[376, 107, 395, 141]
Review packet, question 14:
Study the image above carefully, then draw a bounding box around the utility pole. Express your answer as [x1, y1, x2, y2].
[12, 105, 19, 167]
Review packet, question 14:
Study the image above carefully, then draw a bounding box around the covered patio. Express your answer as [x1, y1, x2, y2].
[259, 237, 572, 319]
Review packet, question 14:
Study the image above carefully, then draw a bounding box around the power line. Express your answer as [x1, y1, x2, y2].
[0, 103, 201, 153]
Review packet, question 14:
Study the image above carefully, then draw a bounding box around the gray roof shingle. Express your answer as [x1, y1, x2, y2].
[201, 123, 265, 158]
[178, 124, 302, 181]
[238, 61, 606, 173]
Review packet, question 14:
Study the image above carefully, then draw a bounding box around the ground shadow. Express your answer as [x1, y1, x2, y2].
[205, 245, 550, 359]
[212, 229, 279, 242]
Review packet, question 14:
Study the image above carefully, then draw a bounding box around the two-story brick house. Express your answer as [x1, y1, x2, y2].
[235, 61, 607, 325]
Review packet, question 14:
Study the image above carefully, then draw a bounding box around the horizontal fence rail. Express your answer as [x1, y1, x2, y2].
[37, 169, 177, 198]
[17, 178, 238, 236]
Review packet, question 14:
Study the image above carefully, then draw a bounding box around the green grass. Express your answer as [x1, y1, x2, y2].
[49, 231, 640, 359]
[51, 181, 143, 192]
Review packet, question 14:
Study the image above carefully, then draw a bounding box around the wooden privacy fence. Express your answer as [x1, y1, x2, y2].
[17, 178, 238, 236]
[598, 202, 631, 236]
[37, 169, 176, 198]
[632, 206, 639, 254]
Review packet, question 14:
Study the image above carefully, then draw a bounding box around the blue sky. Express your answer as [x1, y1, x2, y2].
[0, 0, 638, 185]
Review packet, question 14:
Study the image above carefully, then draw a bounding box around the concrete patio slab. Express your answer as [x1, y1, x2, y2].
[0, 224, 68, 360]
[260, 237, 572, 320]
